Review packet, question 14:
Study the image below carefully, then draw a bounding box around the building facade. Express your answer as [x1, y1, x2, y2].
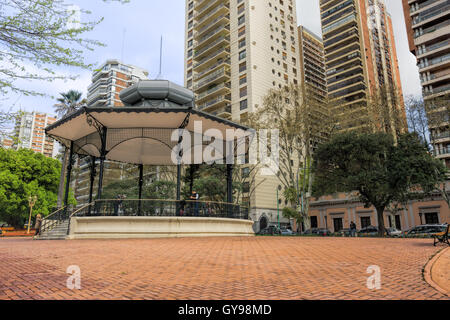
[319, 0, 405, 131]
[87, 59, 149, 107]
[13, 111, 58, 158]
[74, 60, 149, 205]
[307, 188, 450, 232]
[0, 137, 13, 149]
[402, 0, 450, 169]
[184, 0, 302, 229]
[298, 25, 328, 99]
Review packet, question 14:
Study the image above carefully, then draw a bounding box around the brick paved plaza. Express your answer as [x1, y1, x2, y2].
[0, 237, 448, 300]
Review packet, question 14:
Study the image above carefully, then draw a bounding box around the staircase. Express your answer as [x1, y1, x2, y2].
[36, 219, 70, 240]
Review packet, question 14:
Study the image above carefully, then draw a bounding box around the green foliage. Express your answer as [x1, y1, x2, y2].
[0, 0, 129, 97]
[282, 207, 302, 225]
[313, 132, 447, 235]
[0, 148, 75, 228]
[182, 164, 242, 202]
[102, 179, 138, 199]
[144, 180, 176, 200]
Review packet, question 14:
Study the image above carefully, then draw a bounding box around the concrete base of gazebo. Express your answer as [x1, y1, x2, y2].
[67, 216, 255, 240]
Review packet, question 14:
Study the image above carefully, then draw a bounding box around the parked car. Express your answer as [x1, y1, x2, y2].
[259, 225, 281, 235]
[280, 228, 296, 236]
[358, 226, 379, 236]
[386, 227, 402, 237]
[405, 224, 447, 237]
[303, 228, 331, 236]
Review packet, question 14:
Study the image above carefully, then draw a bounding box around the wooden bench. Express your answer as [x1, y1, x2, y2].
[433, 224, 449, 246]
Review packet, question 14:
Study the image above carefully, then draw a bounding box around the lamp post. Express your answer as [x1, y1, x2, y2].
[276, 185, 282, 230]
[27, 195, 37, 234]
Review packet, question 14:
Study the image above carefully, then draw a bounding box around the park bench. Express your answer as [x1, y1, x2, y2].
[432, 224, 449, 246]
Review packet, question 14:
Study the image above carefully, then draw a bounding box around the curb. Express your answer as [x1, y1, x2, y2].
[424, 247, 450, 298]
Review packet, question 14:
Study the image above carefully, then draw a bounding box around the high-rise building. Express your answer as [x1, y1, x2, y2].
[13, 111, 59, 158]
[0, 137, 13, 149]
[402, 0, 450, 168]
[319, 0, 405, 131]
[185, 0, 301, 227]
[298, 25, 328, 99]
[74, 60, 149, 205]
[87, 59, 149, 107]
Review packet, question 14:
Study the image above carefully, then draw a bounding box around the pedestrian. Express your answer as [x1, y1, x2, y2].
[190, 191, 199, 216]
[114, 194, 120, 216]
[350, 221, 357, 237]
[34, 213, 42, 236]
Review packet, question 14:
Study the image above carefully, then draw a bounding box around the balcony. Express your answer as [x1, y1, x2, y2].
[195, 14, 229, 40]
[194, 35, 230, 60]
[197, 95, 231, 111]
[194, 25, 230, 47]
[195, 3, 230, 28]
[194, 0, 223, 20]
[433, 131, 450, 142]
[194, 47, 230, 71]
[434, 146, 450, 157]
[210, 105, 232, 118]
[196, 83, 231, 102]
[193, 67, 230, 91]
[194, 59, 230, 81]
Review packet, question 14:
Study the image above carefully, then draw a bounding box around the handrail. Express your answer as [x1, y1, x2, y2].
[70, 202, 95, 218]
[96, 198, 245, 207]
[43, 206, 66, 221]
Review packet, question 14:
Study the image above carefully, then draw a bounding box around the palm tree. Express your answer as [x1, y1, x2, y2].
[54, 90, 86, 208]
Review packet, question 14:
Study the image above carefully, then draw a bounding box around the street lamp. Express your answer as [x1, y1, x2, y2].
[276, 185, 282, 230]
[27, 195, 38, 234]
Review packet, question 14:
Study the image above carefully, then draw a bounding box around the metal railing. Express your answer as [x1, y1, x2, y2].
[72, 199, 249, 220]
[39, 206, 67, 235]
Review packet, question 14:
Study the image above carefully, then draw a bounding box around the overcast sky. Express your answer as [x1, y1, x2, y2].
[4, 0, 422, 115]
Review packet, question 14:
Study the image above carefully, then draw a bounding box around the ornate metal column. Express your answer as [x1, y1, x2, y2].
[97, 128, 108, 200]
[138, 164, 144, 216]
[63, 141, 74, 213]
[88, 156, 96, 215]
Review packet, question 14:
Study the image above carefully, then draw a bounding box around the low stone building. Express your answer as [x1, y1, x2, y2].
[307, 187, 449, 232]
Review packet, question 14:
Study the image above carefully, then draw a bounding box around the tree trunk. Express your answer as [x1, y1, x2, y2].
[57, 147, 68, 208]
[376, 206, 386, 237]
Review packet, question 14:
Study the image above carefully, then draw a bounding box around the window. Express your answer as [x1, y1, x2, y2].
[240, 86, 247, 98]
[310, 216, 318, 228]
[239, 49, 246, 60]
[360, 217, 371, 229]
[333, 218, 343, 232]
[425, 212, 439, 224]
[238, 38, 246, 49]
[239, 62, 246, 73]
[238, 15, 245, 25]
[240, 99, 248, 110]
[239, 74, 247, 85]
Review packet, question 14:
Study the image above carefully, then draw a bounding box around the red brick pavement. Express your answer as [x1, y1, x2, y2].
[0, 237, 448, 300]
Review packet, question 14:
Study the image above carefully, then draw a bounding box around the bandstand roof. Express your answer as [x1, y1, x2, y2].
[46, 80, 251, 165]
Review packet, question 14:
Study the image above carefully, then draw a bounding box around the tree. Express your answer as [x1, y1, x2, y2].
[313, 132, 447, 236]
[53, 90, 86, 208]
[0, 0, 128, 98]
[0, 148, 76, 228]
[248, 83, 339, 229]
[405, 95, 431, 147]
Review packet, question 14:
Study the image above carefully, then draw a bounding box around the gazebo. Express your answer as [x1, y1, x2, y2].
[42, 80, 255, 239]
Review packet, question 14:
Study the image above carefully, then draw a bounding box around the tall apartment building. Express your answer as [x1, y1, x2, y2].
[13, 111, 58, 158]
[184, 0, 301, 227]
[0, 137, 13, 149]
[87, 59, 149, 107]
[319, 0, 405, 132]
[402, 0, 450, 169]
[74, 60, 149, 205]
[298, 25, 328, 99]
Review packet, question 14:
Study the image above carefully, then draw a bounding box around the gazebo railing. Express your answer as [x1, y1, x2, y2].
[72, 199, 249, 220]
[39, 206, 68, 235]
